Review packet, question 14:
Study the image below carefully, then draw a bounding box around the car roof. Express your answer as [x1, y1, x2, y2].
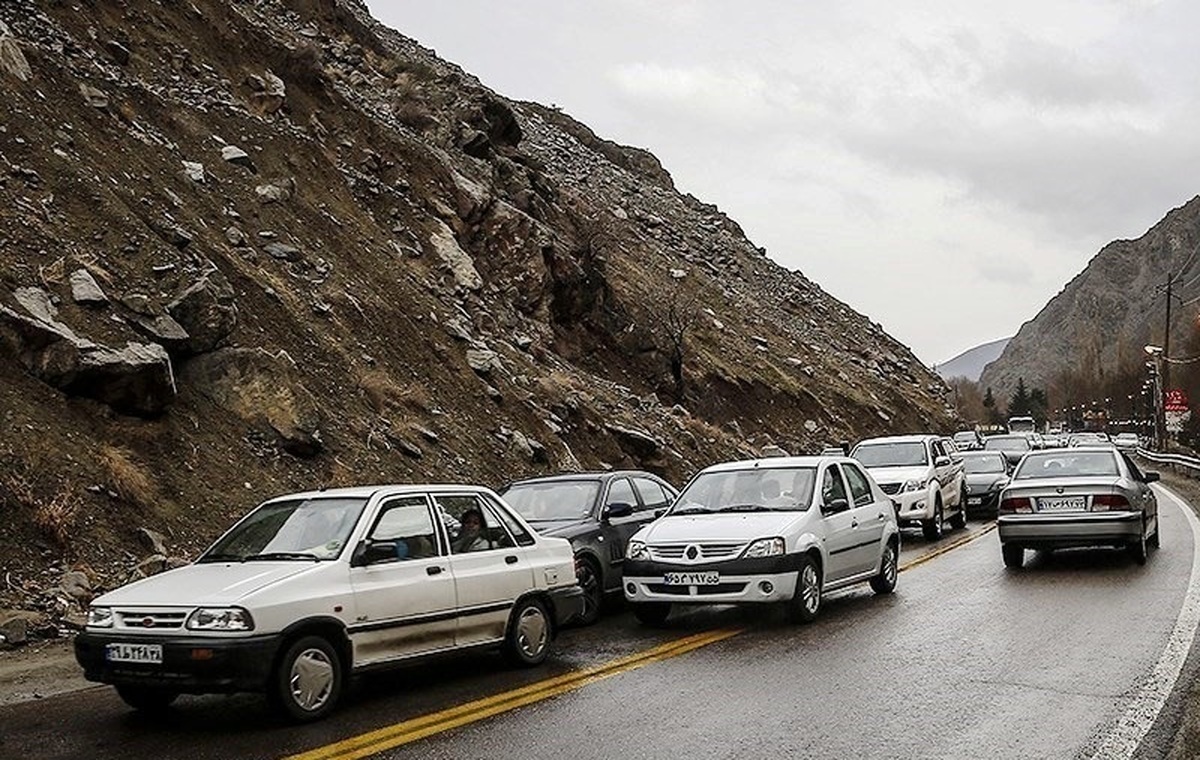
[961, 450, 1004, 456]
[263, 484, 496, 503]
[503, 470, 658, 486]
[854, 435, 936, 445]
[699, 456, 851, 473]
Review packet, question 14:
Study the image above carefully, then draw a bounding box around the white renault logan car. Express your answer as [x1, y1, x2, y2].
[75, 485, 583, 722]
[623, 456, 900, 625]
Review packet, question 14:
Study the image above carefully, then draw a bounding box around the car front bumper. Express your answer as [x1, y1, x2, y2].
[997, 511, 1143, 549]
[74, 632, 282, 694]
[965, 490, 1001, 515]
[886, 488, 932, 523]
[622, 555, 802, 605]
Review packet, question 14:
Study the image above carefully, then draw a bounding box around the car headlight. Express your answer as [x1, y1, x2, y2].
[87, 606, 114, 628]
[742, 537, 786, 558]
[901, 479, 928, 493]
[186, 607, 254, 631]
[627, 540, 649, 561]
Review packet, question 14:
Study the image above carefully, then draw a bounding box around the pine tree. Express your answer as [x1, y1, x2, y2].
[1009, 378, 1031, 417]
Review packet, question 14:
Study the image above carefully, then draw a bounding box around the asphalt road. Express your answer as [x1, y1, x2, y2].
[0, 492, 1195, 760]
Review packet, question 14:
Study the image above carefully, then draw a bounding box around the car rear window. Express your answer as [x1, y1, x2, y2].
[1013, 452, 1119, 479]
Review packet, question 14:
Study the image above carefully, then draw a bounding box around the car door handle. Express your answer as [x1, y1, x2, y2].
[851, 520, 859, 528]
[426, 565, 443, 576]
[877, 513, 886, 521]
[505, 555, 519, 565]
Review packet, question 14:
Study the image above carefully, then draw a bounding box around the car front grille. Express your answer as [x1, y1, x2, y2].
[648, 542, 745, 561]
[114, 609, 188, 630]
[646, 583, 748, 596]
[879, 483, 901, 495]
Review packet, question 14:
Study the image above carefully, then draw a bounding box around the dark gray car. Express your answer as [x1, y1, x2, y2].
[961, 451, 1011, 517]
[499, 471, 678, 625]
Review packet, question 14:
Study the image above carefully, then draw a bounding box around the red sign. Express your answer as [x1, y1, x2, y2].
[1165, 389, 1189, 412]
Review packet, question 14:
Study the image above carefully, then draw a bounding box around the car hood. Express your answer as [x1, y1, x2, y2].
[966, 473, 1008, 490]
[635, 511, 806, 543]
[93, 562, 323, 607]
[860, 465, 929, 484]
[528, 518, 593, 538]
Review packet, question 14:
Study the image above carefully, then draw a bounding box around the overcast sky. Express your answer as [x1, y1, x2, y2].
[367, 1, 1200, 365]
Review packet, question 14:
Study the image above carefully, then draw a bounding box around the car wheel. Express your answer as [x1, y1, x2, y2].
[269, 635, 343, 723]
[574, 556, 603, 627]
[1128, 522, 1148, 566]
[949, 487, 968, 529]
[922, 498, 944, 541]
[1002, 544, 1024, 569]
[503, 597, 552, 667]
[869, 540, 898, 594]
[788, 555, 822, 624]
[115, 685, 179, 714]
[631, 602, 672, 627]
[1148, 516, 1161, 549]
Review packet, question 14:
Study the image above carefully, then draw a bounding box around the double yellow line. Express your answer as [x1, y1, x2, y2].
[285, 628, 741, 760]
[290, 524, 994, 760]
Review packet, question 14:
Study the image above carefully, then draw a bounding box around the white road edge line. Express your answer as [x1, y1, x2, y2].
[1087, 484, 1200, 760]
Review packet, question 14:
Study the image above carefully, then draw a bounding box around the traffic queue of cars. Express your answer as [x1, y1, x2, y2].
[74, 427, 1161, 723]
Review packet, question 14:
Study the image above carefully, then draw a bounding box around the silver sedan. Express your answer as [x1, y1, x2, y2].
[996, 447, 1161, 568]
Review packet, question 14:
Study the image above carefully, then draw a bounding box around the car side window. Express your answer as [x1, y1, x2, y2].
[606, 478, 637, 509]
[842, 463, 874, 507]
[436, 495, 512, 554]
[485, 494, 536, 547]
[632, 477, 670, 512]
[931, 441, 945, 461]
[821, 467, 849, 513]
[367, 496, 440, 562]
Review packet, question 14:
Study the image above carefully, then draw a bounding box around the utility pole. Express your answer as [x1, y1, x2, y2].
[1164, 274, 1173, 394]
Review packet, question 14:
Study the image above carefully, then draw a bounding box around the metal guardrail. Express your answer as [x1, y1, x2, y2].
[1136, 448, 1200, 474]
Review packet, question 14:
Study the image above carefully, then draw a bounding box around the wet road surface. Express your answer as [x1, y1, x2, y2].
[0, 491, 1194, 760]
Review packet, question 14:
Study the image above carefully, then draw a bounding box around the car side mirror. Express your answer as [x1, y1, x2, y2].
[1144, 472, 1160, 483]
[934, 456, 951, 467]
[822, 497, 850, 515]
[351, 539, 396, 567]
[603, 502, 634, 520]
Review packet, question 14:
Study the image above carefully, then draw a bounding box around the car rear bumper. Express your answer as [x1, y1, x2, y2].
[546, 585, 586, 627]
[622, 555, 803, 604]
[998, 511, 1143, 548]
[74, 632, 282, 694]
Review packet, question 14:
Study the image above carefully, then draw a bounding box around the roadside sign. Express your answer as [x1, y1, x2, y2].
[1165, 389, 1189, 412]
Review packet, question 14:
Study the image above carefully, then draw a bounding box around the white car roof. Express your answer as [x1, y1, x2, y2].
[854, 435, 937, 445]
[264, 484, 497, 503]
[698, 456, 851, 474]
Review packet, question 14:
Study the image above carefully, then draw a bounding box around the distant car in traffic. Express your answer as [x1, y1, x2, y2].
[952, 430, 984, 451]
[983, 434, 1033, 464]
[961, 451, 1011, 517]
[622, 456, 900, 625]
[1113, 433, 1140, 453]
[499, 471, 678, 625]
[75, 485, 583, 722]
[851, 434, 967, 540]
[996, 448, 1161, 568]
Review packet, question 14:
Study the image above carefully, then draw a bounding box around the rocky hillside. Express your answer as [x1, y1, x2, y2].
[0, 0, 951, 634]
[981, 197, 1200, 402]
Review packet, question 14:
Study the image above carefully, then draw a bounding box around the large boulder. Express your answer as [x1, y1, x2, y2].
[167, 271, 237, 353]
[183, 348, 323, 456]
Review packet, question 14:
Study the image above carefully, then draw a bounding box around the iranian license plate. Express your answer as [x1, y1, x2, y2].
[663, 571, 720, 585]
[967, 497, 982, 505]
[1038, 496, 1086, 512]
[105, 642, 163, 664]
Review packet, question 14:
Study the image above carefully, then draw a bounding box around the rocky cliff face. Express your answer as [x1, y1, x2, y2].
[981, 196, 1200, 402]
[0, 0, 950, 622]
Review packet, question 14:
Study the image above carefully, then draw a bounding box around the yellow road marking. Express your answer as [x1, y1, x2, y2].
[284, 628, 741, 760]
[289, 524, 994, 760]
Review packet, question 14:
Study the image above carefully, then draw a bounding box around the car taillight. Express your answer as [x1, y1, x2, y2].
[999, 497, 1032, 514]
[1091, 494, 1129, 511]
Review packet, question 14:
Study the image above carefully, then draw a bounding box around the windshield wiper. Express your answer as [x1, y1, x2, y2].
[671, 506, 712, 515]
[714, 504, 777, 513]
[243, 552, 321, 562]
[197, 553, 242, 563]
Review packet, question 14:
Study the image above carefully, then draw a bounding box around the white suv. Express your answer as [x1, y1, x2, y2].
[851, 434, 967, 540]
[623, 456, 900, 625]
[74, 485, 583, 722]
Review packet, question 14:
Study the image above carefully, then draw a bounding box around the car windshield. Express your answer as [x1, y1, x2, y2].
[964, 455, 1006, 474]
[1116, 434, 1138, 442]
[953, 433, 976, 444]
[199, 497, 368, 562]
[852, 442, 928, 468]
[984, 437, 1031, 451]
[672, 467, 816, 514]
[1014, 452, 1120, 480]
[500, 480, 601, 522]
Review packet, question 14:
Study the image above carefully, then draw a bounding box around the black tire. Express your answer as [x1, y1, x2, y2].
[574, 556, 603, 627]
[1148, 516, 1161, 549]
[115, 685, 178, 714]
[788, 555, 823, 623]
[503, 597, 552, 667]
[268, 635, 344, 723]
[1002, 544, 1024, 569]
[949, 487, 968, 529]
[870, 540, 899, 594]
[922, 498, 945, 541]
[631, 602, 672, 627]
[1128, 523, 1148, 565]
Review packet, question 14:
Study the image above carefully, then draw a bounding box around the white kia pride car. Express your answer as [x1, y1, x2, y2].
[623, 456, 900, 625]
[75, 485, 583, 722]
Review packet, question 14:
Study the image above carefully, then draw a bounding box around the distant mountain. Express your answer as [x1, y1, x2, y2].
[936, 338, 1012, 382]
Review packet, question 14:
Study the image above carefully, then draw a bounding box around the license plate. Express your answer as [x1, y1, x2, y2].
[105, 642, 163, 664]
[663, 571, 720, 585]
[967, 497, 982, 505]
[1038, 497, 1086, 512]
